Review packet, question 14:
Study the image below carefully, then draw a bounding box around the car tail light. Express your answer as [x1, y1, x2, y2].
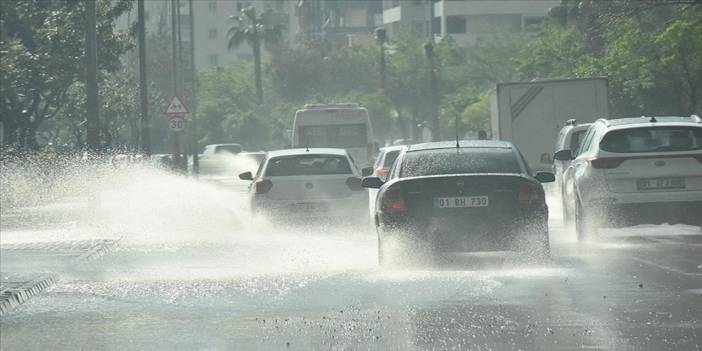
[345, 177, 363, 191]
[517, 183, 543, 209]
[589, 157, 625, 169]
[375, 166, 390, 177]
[381, 184, 407, 213]
[254, 179, 273, 194]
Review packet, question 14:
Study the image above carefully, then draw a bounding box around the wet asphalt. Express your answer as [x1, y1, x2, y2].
[1, 184, 701, 351]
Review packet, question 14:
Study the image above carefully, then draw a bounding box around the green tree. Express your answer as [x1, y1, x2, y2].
[196, 63, 257, 146]
[0, 0, 132, 149]
[227, 6, 284, 105]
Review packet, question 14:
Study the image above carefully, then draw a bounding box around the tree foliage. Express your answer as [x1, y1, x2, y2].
[518, 0, 702, 116]
[0, 0, 133, 149]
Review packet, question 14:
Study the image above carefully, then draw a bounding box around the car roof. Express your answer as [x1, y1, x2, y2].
[568, 123, 592, 133]
[266, 148, 348, 158]
[407, 140, 513, 152]
[599, 116, 702, 129]
[380, 145, 406, 153]
[207, 143, 242, 147]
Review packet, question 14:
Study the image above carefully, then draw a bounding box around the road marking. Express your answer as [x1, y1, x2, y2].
[630, 257, 702, 277]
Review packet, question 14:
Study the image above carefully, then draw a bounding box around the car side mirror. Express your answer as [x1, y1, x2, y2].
[553, 149, 574, 161]
[535, 172, 555, 183]
[361, 176, 384, 189]
[238, 171, 253, 181]
[361, 167, 373, 177]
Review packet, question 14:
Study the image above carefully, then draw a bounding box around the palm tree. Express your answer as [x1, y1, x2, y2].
[227, 7, 284, 105]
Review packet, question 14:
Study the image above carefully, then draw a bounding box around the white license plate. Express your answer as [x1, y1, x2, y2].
[637, 177, 685, 190]
[433, 196, 488, 208]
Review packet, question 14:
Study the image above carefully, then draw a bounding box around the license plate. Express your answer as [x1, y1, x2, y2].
[433, 196, 488, 208]
[637, 177, 685, 190]
[293, 202, 326, 211]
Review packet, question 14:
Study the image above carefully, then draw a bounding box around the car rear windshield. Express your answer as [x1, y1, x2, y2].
[265, 155, 352, 176]
[298, 124, 367, 148]
[383, 151, 400, 167]
[400, 148, 521, 177]
[600, 126, 702, 153]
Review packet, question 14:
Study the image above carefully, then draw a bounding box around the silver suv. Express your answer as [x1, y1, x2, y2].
[555, 115, 702, 240]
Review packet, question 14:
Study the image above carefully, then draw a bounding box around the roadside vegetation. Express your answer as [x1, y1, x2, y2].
[1, 0, 700, 153]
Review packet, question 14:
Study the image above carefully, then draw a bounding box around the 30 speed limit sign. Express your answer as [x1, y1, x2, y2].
[169, 117, 185, 131]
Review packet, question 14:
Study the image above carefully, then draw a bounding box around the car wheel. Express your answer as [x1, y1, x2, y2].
[561, 188, 572, 225]
[540, 231, 551, 260]
[530, 225, 551, 262]
[377, 235, 387, 267]
[575, 196, 598, 241]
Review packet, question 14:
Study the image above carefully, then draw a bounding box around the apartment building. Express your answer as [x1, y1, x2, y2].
[382, 0, 559, 45]
[119, 0, 381, 71]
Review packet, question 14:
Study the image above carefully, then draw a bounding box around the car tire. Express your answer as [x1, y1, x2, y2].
[377, 235, 388, 267]
[561, 188, 572, 225]
[530, 226, 551, 262]
[575, 195, 598, 241]
[540, 231, 551, 260]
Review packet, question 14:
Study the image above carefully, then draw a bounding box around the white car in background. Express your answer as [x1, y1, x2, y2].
[553, 120, 592, 222]
[361, 145, 405, 220]
[239, 148, 368, 222]
[555, 115, 702, 240]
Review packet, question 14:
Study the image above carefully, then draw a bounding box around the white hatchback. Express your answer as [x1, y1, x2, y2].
[239, 148, 368, 223]
[555, 116, 702, 240]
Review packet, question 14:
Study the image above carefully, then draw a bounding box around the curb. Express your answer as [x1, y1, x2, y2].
[0, 275, 57, 316]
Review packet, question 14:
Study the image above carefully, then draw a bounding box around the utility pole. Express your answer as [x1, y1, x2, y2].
[170, 0, 182, 170]
[375, 27, 387, 92]
[424, 41, 440, 141]
[189, 0, 199, 176]
[137, 0, 150, 156]
[176, 0, 187, 171]
[85, 0, 99, 152]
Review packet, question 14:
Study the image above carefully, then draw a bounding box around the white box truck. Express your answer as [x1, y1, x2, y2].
[490, 77, 609, 172]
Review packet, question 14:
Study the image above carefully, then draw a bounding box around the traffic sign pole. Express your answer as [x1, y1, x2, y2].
[165, 96, 190, 173]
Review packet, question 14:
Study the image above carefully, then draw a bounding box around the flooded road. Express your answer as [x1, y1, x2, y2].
[1, 169, 701, 350]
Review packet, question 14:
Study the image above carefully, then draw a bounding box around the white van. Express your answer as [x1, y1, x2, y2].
[291, 103, 377, 168]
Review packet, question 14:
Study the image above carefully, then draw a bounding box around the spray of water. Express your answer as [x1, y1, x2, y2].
[1, 154, 378, 278]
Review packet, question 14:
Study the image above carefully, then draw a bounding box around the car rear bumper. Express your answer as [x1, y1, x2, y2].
[377, 212, 548, 252]
[588, 189, 702, 205]
[252, 195, 368, 219]
[583, 200, 702, 227]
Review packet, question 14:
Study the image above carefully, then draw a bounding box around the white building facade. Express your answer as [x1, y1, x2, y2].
[382, 0, 559, 45]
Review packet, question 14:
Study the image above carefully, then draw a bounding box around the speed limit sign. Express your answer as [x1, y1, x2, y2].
[169, 117, 185, 131]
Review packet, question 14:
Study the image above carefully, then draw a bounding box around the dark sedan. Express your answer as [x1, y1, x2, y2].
[362, 140, 555, 265]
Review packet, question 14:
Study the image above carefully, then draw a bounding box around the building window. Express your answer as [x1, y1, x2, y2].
[208, 28, 218, 39]
[383, 0, 400, 10]
[432, 17, 440, 34]
[208, 54, 219, 65]
[208, 1, 217, 13]
[446, 16, 466, 34]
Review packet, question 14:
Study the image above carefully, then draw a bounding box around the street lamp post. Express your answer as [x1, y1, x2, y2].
[424, 41, 440, 141]
[137, 0, 150, 156]
[375, 27, 387, 92]
[85, 0, 99, 153]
